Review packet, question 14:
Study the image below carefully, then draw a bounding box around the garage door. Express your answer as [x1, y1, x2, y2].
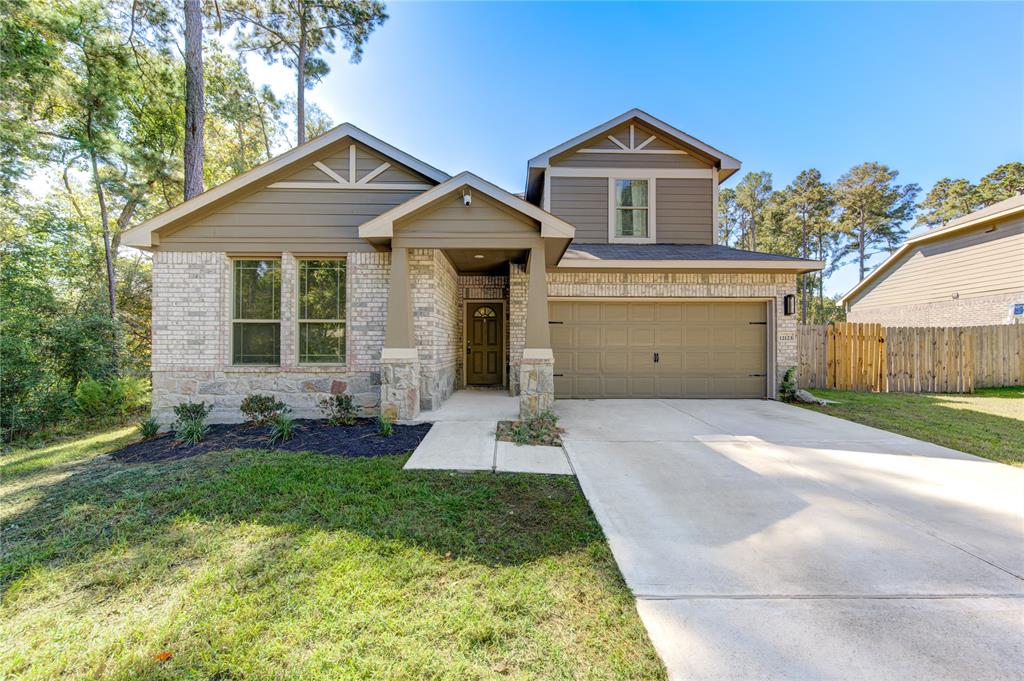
[549, 300, 768, 398]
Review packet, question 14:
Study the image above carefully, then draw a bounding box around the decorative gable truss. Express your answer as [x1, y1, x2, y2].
[580, 124, 689, 155]
[269, 144, 434, 191]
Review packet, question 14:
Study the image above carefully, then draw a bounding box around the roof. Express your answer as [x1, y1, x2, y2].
[841, 194, 1024, 305]
[559, 243, 824, 272]
[526, 109, 742, 199]
[359, 171, 576, 240]
[121, 123, 449, 249]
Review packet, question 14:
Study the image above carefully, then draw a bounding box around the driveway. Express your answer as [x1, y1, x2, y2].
[557, 399, 1024, 680]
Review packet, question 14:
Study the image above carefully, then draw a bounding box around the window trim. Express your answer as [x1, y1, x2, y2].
[230, 257, 282, 366]
[295, 257, 349, 367]
[608, 176, 656, 244]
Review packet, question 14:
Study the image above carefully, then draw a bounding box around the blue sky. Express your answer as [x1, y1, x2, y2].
[242, 1, 1023, 297]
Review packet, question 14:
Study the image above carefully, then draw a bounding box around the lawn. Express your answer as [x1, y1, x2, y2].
[801, 386, 1024, 466]
[0, 428, 664, 680]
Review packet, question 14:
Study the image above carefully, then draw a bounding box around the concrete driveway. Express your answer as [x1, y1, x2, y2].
[557, 399, 1024, 680]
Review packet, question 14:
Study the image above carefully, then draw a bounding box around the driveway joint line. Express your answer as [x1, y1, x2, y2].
[634, 593, 1024, 601]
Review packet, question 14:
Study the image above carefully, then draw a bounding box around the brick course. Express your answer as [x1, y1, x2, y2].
[848, 293, 1023, 327]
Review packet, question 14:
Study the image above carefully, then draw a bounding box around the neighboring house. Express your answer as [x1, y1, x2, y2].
[843, 195, 1024, 327]
[122, 109, 823, 424]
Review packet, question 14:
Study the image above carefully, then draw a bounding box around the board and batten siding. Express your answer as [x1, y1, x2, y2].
[159, 140, 433, 252]
[547, 176, 714, 244]
[849, 217, 1024, 310]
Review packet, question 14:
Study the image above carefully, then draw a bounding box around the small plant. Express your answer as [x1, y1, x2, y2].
[496, 410, 564, 446]
[173, 401, 212, 424]
[268, 411, 296, 444]
[779, 366, 798, 402]
[176, 417, 209, 446]
[319, 394, 358, 426]
[509, 422, 531, 445]
[377, 413, 394, 437]
[137, 417, 160, 440]
[240, 393, 285, 426]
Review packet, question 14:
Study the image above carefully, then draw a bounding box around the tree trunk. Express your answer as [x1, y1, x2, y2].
[817, 227, 825, 323]
[183, 0, 205, 200]
[858, 213, 867, 281]
[87, 115, 117, 322]
[296, 7, 307, 145]
[800, 214, 808, 323]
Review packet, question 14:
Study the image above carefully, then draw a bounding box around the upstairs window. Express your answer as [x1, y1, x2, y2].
[298, 259, 346, 364]
[233, 260, 281, 364]
[613, 178, 651, 240]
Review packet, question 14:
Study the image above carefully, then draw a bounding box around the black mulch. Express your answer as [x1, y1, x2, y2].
[110, 419, 432, 463]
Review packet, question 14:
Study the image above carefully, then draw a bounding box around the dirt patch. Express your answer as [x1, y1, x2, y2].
[110, 419, 432, 463]
[496, 416, 564, 447]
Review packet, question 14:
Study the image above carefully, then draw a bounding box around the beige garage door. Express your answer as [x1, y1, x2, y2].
[549, 300, 768, 398]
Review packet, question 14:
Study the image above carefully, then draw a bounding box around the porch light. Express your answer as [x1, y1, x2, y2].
[474, 254, 485, 259]
[784, 294, 796, 316]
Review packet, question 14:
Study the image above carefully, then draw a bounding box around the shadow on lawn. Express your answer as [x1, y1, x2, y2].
[1, 445, 606, 591]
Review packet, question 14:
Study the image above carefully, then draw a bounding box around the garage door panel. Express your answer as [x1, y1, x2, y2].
[550, 300, 767, 399]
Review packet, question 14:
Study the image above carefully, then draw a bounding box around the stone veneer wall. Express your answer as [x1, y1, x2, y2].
[455, 274, 509, 387]
[411, 249, 459, 411]
[848, 292, 1023, 327]
[506, 270, 798, 394]
[151, 251, 389, 425]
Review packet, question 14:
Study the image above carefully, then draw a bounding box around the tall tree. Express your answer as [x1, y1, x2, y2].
[734, 171, 773, 251]
[183, 0, 204, 199]
[782, 169, 834, 322]
[717, 187, 742, 246]
[976, 161, 1024, 205]
[916, 177, 978, 226]
[834, 162, 919, 281]
[223, 0, 387, 145]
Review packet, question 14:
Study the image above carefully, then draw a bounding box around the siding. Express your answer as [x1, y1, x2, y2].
[395, 192, 540, 246]
[551, 121, 713, 170]
[550, 176, 608, 242]
[548, 176, 714, 244]
[850, 216, 1024, 313]
[159, 140, 432, 252]
[656, 178, 713, 244]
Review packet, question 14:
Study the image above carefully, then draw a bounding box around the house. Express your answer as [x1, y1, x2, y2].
[843, 194, 1024, 327]
[122, 109, 823, 424]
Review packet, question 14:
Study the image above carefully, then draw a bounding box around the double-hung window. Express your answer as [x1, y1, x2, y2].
[298, 259, 346, 364]
[612, 178, 652, 241]
[232, 259, 281, 364]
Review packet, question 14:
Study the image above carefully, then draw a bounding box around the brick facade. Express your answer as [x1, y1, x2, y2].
[848, 293, 1023, 327]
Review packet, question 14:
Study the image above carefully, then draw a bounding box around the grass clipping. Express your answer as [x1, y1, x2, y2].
[496, 411, 564, 447]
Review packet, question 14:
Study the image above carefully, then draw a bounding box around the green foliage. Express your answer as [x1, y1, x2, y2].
[173, 401, 212, 425]
[73, 376, 148, 418]
[176, 417, 210, 446]
[268, 411, 296, 444]
[497, 411, 564, 447]
[376, 413, 394, 437]
[136, 417, 160, 440]
[240, 393, 285, 426]
[779, 367, 798, 402]
[319, 394, 358, 426]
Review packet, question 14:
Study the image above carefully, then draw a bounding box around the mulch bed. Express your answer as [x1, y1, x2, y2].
[110, 419, 432, 463]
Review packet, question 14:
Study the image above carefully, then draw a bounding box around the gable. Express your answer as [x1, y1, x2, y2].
[270, 140, 434, 188]
[551, 120, 715, 170]
[396, 190, 539, 238]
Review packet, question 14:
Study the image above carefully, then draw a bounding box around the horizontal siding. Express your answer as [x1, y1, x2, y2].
[550, 176, 608, 242]
[553, 152, 709, 169]
[397, 193, 538, 239]
[656, 178, 713, 244]
[851, 217, 1024, 310]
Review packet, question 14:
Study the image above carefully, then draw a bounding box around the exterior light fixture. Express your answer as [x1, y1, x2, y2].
[462, 189, 472, 207]
[473, 254, 485, 259]
[784, 294, 796, 316]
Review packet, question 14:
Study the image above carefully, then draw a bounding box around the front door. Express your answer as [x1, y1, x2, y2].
[466, 302, 503, 386]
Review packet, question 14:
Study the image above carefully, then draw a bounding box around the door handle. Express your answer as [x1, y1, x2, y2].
[466, 344, 472, 355]
[653, 352, 660, 363]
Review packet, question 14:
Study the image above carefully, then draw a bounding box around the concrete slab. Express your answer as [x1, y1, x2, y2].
[638, 596, 1024, 681]
[494, 441, 572, 475]
[556, 399, 734, 442]
[414, 390, 518, 423]
[403, 421, 494, 471]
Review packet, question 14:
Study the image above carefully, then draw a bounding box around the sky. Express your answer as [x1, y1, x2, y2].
[241, 1, 1024, 297]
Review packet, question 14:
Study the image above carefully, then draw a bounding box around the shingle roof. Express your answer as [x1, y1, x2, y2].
[564, 243, 818, 262]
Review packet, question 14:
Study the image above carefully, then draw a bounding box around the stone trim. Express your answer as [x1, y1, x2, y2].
[519, 350, 554, 418]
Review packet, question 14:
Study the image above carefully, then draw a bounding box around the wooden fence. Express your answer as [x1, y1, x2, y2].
[797, 323, 1023, 393]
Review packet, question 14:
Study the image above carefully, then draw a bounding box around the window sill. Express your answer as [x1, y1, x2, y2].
[225, 365, 349, 374]
[609, 237, 656, 244]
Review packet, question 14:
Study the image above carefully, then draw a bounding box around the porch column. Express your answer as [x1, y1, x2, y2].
[519, 245, 554, 419]
[380, 246, 420, 420]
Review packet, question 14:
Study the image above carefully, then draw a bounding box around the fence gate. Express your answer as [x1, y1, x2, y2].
[826, 322, 887, 391]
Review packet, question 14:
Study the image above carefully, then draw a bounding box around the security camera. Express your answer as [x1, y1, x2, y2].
[462, 190, 472, 207]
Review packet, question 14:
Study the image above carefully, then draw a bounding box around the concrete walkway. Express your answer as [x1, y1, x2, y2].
[403, 390, 572, 474]
[558, 399, 1024, 681]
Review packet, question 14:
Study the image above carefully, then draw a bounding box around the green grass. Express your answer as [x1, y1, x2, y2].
[801, 386, 1024, 466]
[0, 429, 664, 680]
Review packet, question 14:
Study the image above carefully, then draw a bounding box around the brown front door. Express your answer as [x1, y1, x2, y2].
[467, 303, 503, 386]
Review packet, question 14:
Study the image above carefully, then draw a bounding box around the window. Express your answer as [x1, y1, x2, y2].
[473, 306, 497, 318]
[298, 259, 346, 364]
[613, 178, 651, 240]
[232, 260, 281, 364]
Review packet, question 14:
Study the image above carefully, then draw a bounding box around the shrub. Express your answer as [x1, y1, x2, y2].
[137, 417, 160, 440]
[240, 393, 285, 426]
[319, 394, 358, 426]
[509, 422, 531, 445]
[176, 417, 209, 446]
[269, 411, 296, 444]
[74, 376, 150, 418]
[779, 367, 798, 402]
[173, 401, 212, 424]
[377, 413, 394, 437]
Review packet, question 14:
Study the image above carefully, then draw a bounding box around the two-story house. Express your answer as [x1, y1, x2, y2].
[122, 109, 823, 424]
